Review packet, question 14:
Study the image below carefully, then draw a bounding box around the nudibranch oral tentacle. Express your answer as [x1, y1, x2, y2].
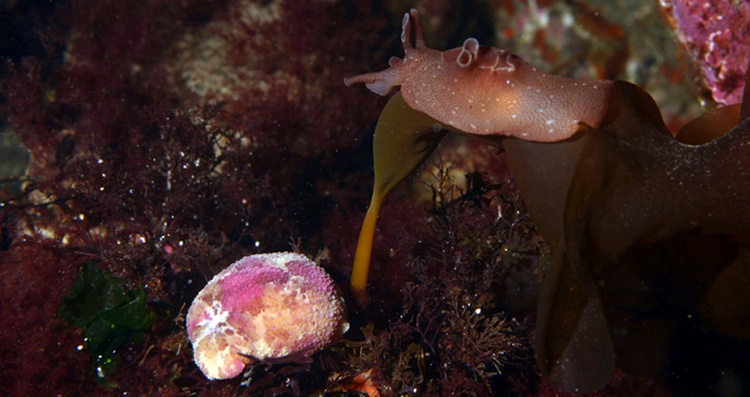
[343, 9, 427, 96]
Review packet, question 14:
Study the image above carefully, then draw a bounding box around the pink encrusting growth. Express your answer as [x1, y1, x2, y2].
[186, 252, 348, 380]
[345, 9, 614, 142]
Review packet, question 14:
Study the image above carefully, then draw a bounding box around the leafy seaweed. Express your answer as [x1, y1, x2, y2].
[59, 262, 155, 382]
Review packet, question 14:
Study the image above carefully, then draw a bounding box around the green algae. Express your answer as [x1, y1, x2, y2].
[59, 262, 155, 382]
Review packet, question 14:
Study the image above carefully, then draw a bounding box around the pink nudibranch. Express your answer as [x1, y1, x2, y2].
[345, 9, 613, 142]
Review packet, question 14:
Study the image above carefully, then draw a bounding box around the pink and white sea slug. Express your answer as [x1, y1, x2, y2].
[186, 252, 348, 380]
[344, 9, 612, 142]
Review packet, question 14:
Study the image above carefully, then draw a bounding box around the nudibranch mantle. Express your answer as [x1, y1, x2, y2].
[345, 9, 613, 142]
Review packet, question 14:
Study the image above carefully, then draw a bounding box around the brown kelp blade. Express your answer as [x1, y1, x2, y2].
[741, 62, 750, 121]
[675, 104, 739, 144]
[676, 61, 749, 144]
[540, 79, 750, 392]
[532, 82, 669, 392]
[351, 92, 447, 293]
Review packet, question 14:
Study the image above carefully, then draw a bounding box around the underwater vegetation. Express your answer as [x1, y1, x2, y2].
[348, 6, 750, 395]
[1, 0, 387, 395]
[59, 261, 156, 383]
[0, 0, 748, 396]
[321, 163, 539, 397]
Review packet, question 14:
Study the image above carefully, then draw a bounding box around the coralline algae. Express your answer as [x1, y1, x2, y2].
[186, 252, 348, 380]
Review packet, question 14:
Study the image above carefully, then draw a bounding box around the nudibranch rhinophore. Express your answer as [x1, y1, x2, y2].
[346, 9, 750, 394]
[186, 252, 348, 380]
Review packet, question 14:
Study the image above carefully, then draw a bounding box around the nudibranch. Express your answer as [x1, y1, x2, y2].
[345, 10, 612, 142]
[186, 252, 348, 380]
[346, 9, 750, 394]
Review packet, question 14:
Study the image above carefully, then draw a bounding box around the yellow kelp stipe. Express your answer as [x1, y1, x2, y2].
[350, 92, 446, 293]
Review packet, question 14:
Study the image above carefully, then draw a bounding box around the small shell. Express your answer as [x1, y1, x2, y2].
[186, 252, 348, 380]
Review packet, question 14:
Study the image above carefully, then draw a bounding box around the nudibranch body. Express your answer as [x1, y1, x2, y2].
[186, 252, 348, 380]
[345, 9, 613, 142]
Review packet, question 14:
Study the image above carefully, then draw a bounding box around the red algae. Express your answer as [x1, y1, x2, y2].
[662, 0, 750, 106]
[169, 0, 391, 155]
[0, 238, 98, 396]
[1, 0, 389, 395]
[326, 165, 538, 396]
